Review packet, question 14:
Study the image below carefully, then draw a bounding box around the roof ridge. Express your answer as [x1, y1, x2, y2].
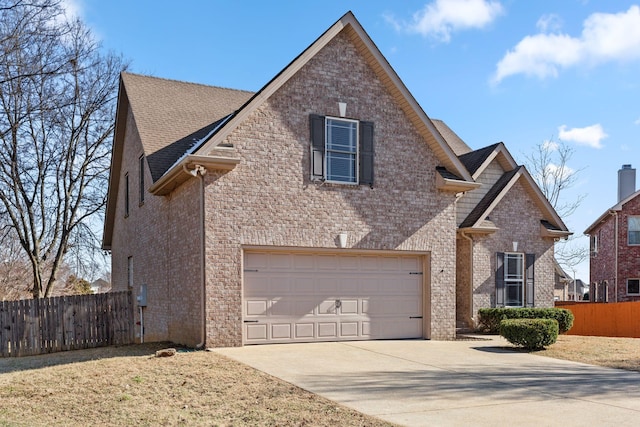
[122, 72, 255, 95]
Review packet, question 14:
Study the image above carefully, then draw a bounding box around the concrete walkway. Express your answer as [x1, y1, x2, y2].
[214, 336, 640, 426]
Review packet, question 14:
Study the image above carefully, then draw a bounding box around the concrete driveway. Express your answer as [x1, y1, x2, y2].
[214, 336, 640, 426]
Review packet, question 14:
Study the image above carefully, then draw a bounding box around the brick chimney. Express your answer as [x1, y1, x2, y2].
[618, 164, 636, 202]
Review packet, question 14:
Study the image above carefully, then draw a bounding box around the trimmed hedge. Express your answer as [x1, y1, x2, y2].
[499, 318, 559, 349]
[477, 308, 574, 334]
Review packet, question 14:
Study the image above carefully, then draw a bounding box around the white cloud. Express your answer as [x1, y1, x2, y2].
[492, 5, 640, 83]
[536, 14, 563, 33]
[558, 124, 607, 149]
[388, 0, 504, 43]
[545, 163, 575, 182]
[61, 0, 82, 18]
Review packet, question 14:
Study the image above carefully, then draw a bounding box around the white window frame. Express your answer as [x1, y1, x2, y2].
[590, 234, 598, 254]
[627, 278, 640, 295]
[504, 252, 524, 307]
[628, 216, 640, 245]
[324, 117, 359, 185]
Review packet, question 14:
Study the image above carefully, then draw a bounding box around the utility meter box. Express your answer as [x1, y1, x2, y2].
[137, 284, 147, 307]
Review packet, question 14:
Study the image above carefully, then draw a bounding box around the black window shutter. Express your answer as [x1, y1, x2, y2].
[525, 253, 535, 307]
[496, 252, 505, 307]
[309, 114, 325, 178]
[359, 121, 374, 187]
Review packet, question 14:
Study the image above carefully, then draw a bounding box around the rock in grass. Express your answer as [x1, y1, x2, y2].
[155, 348, 177, 357]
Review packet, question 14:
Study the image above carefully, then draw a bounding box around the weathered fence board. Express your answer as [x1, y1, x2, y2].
[556, 301, 640, 338]
[0, 291, 133, 357]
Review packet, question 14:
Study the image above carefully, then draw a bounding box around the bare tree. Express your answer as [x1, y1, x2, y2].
[0, 0, 126, 298]
[524, 139, 587, 274]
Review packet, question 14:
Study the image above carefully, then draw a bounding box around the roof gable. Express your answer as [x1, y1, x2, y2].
[192, 11, 472, 182]
[121, 73, 253, 181]
[584, 188, 640, 234]
[458, 142, 517, 180]
[460, 166, 570, 236]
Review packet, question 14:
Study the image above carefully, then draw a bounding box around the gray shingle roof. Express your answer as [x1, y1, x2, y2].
[458, 143, 501, 177]
[431, 119, 472, 156]
[460, 166, 521, 228]
[121, 73, 254, 181]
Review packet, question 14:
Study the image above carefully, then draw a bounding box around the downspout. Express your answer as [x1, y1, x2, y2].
[460, 231, 474, 327]
[184, 164, 207, 349]
[614, 211, 619, 303]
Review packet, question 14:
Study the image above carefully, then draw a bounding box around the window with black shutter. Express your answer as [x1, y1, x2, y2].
[310, 114, 374, 187]
[496, 252, 535, 307]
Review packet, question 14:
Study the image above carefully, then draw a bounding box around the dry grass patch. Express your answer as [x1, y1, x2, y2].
[535, 335, 640, 372]
[0, 343, 395, 426]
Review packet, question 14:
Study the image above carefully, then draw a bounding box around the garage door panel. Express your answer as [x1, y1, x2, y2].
[246, 300, 267, 316]
[246, 324, 267, 341]
[271, 324, 291, 339]
[293, 254, 315, 270]
[243, 251, 425, 344]
[341, 322, 359, 337]
[295, 323, 314, 338]
[340, 299, 359, 314]
[318, 300, 337, 315]
[318, 322, 337, 337]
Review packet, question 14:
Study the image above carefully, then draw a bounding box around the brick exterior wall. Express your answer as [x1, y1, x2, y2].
[111, 107, 203, 346]
[589, 195, 640, 302]
[457, 181, 556, 327]
[201, 31, 458, 347]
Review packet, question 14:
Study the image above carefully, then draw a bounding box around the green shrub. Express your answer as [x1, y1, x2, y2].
[499, 318, 559, 349]
[477, 308, 573, 334]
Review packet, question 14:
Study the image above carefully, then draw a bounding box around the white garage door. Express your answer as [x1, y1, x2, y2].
[243, 251, 425, 344]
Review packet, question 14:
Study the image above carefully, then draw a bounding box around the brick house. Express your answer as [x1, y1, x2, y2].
[584, 165, 640, 302]
[102, 12, 570, 348]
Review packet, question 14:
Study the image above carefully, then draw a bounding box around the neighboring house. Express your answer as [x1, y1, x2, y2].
[585, 164, 640, 303]
[102, 12, 570, 348]
[554, 260, 572, 301]
[553, 260, 587, 301]
[90, 279, 111, 294]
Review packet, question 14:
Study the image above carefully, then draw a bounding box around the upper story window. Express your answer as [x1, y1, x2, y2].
[310, 114, 374, 187]
[590, 234, 598, 255]
[139, 155, 145, 205]
[124, 172, 130, 217]
[628, 216, 640, 245]
[326, 118, 358, 184]
[628, 279, 640, 295]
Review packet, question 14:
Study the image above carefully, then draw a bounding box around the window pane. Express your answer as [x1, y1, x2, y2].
[327, 120, 356, 152]
[327, 152, 356, 182]
[505, 282, 523, 306]
[505, 254, 523, 280]
[629, 217, 640, 231]
[630, 231, 640, 245]
[628, 279, 640, 294]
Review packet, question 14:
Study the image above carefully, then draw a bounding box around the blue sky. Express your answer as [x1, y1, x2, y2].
[74, 1, 640, 282]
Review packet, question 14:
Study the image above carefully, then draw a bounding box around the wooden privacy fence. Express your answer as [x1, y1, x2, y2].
[556, 301, 640, 338]
[0, 291, 134, 357]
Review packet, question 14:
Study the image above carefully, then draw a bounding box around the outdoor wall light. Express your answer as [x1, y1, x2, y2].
[338, 232, 348, 248]
[338, 102, 347, 117]
[512, 241, 518, 252]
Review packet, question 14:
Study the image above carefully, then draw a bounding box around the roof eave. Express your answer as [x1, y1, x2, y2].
[458, 226, 499, 235]
[584, 209, 617, 235]
[436, 174, 481, 192]
[148, 154, 240, 196]
[102, 76, 128, 251]
[541, 224, 573, 239]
